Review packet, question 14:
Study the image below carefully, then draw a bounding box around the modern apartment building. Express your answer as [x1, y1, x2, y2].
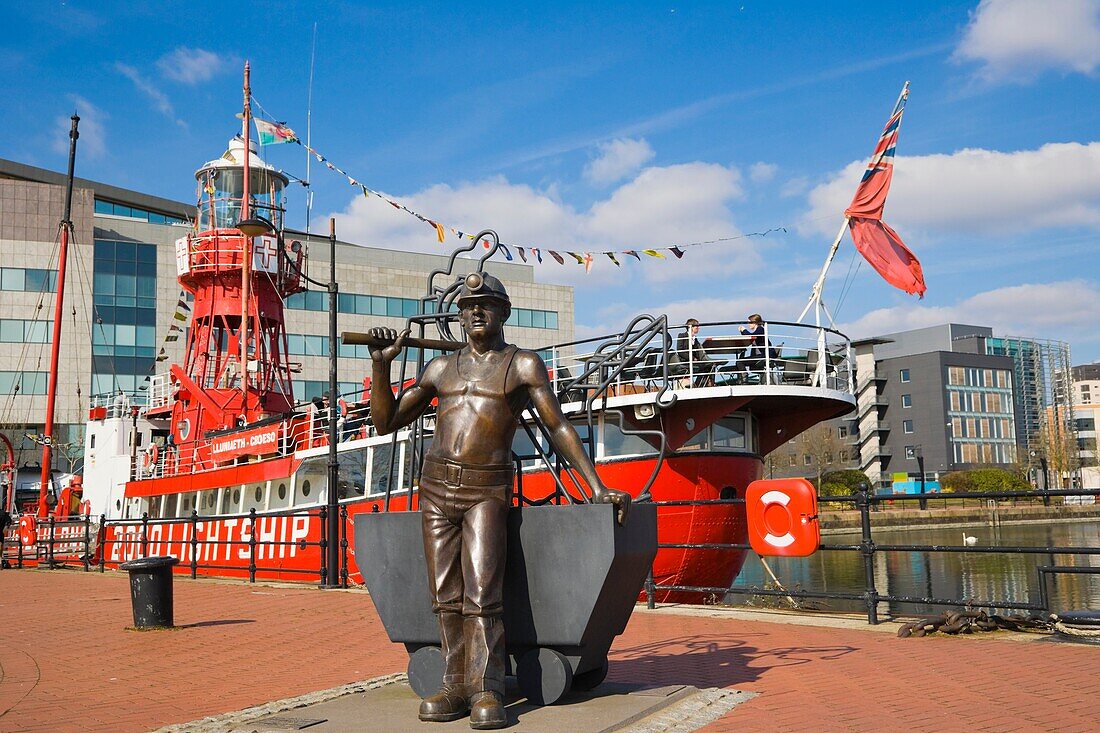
[0, 157, 574, 470]
[1071, 363, 1100, 487]
[853, 325, 1023, 490]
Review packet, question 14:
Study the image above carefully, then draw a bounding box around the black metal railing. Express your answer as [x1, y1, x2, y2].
[8, 486, 1097, 626]
[644, 486, 1100, 624]
[3, 504, 352, 589]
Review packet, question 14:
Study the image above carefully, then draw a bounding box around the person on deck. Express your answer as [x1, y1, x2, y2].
[368, 272, 630, 730]
[738, 314, 778, 381]
[674, 318, 717, 387]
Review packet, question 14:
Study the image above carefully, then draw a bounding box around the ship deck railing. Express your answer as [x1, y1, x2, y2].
[543, 319, 854, 403]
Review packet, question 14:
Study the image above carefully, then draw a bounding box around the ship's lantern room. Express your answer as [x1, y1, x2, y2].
[195, 136, 289, 232]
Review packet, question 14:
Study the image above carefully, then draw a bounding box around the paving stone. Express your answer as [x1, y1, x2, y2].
[1, 570, 1098, 733]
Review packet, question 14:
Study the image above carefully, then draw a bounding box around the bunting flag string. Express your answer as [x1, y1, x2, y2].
[156, 293, 192, 357]
[251, 103, 792, 274]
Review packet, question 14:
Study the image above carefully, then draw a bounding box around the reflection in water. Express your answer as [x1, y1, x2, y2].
[733, 520, 1100, 617]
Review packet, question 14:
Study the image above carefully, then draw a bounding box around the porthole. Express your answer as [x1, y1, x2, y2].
[302, 480, 311, 497]
[115, 499, 121, 510]
[233, 488, 241, 504]
[255, 486, 263, 502]
[278, 483, 287, 500]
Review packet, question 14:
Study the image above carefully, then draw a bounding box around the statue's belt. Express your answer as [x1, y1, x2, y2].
[422, 457, 515, 487]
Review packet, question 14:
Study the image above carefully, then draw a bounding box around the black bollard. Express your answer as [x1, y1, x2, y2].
[120, 555, 180, 629]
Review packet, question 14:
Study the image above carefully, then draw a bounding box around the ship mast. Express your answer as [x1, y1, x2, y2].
[240, 62, 252, 424]
[38, 114, 79, 517]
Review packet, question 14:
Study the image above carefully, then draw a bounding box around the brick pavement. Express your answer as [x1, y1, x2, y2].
[1, 569, 1097, 733]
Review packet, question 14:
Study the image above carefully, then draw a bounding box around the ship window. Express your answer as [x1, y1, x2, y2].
[680, 427, 709, 452]
[601, 413, 657, 459]
[369, 444, 398, 496]
[301, 481, 311, 497]
[115, 499, 121, 511]
[513, 429, 546, 469]
[339, 448, 368, 500]
[232, 488, 241, 506]
[254, 487, 263, 502]
[270, 482, 290, 510]
[712, 417, 747, 450]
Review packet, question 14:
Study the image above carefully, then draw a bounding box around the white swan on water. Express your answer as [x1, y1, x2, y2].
[963, 533, 978, 546]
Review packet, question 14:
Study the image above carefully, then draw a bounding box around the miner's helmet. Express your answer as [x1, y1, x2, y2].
[457, 272, 510, 307]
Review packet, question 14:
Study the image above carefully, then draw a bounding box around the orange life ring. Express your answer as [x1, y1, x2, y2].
[745, 478, 820, 558]
[18, 515, 37, 547]
[143, 444, 159, 470]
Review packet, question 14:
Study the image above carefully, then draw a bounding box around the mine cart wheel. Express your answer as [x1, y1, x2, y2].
[571, 659, 609, 691]
[517, 648, 574, 706]
[407, 645, 445, 699]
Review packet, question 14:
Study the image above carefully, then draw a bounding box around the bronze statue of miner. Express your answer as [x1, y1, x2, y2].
[369, 272, 630, 729]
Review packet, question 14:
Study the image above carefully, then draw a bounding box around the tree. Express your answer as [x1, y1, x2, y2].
[797, 425, 840, 489]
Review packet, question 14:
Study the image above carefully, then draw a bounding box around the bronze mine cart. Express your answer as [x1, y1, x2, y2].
[354, 502, 657, 705]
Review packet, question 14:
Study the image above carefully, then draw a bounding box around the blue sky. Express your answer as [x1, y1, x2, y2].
[3, 1, 1099, 361]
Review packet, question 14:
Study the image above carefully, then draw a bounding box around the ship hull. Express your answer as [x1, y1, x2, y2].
[63, 450, 754, 605]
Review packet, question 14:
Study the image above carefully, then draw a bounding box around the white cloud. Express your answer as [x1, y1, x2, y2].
[801, 142, 1100, 238]
[157, 47, 226, 84]
[955, 0, 1100, 81]
[583, 138, 655, 185]
[54, 96, 106, 159]
[749, 162, 778, 183]
[839, 280, 1100, 348]
[115, 62, 186, 128]
[332, 161, 755, 288]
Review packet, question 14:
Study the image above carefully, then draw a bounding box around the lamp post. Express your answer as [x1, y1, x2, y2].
[276, 218, 341, 587]
[324, 218, 340, 587]
[914, 445, 926, 510]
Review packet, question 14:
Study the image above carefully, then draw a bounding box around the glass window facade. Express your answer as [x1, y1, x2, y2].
[95, 199, 186, 225]
[296, 380, 364, 403]
[0, 371, 48, 395]
[92, 240, 158, 396]
[286, 290, 558, 330]
[1, 267, 57, 292]
[0, 319, 50, 343]
[946, 364, 1016, 464]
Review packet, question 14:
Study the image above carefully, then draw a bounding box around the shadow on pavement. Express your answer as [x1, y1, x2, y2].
[608, 634, 857, 687]
[176, 619, 256, 629]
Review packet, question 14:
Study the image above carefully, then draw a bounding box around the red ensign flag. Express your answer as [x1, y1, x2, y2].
[844, 83, 926, 297]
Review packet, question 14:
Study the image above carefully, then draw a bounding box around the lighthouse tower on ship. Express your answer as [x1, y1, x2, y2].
[155, 65, 306, 454]
[160, 134, 304, 447]
[81, 65, 309, 519]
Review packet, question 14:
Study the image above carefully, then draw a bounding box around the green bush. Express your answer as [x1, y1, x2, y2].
[940, 468, 1031, 494]
[820, 469, 870, 495]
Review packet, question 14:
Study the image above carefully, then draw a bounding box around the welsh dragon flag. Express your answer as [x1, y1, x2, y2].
[844, 82, 926, 297]
[254, 118, 297, 146]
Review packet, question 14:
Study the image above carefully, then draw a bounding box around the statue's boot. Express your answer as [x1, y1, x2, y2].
[469, 691, 507, 730]
[419, 612, 469, 722]
[465, 616, 507, 729]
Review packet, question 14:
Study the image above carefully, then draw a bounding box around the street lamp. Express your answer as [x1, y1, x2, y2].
[280, 218, 342, 587]
[235, 216, 274, 239]
[914, 444, 926, 510]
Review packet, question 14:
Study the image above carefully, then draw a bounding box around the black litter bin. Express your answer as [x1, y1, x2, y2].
[120, 555, 180, 629]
